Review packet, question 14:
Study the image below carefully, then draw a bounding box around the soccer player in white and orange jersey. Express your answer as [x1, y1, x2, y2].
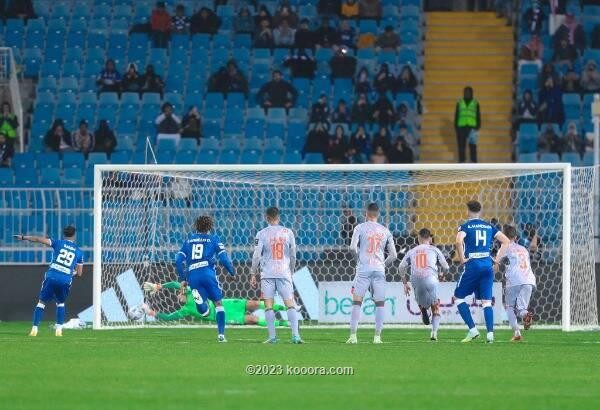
[496, 225, 536, 342]
[399, 228, 449, 341]
[250, 206, 303, 344]
[347, 203, 397, 344]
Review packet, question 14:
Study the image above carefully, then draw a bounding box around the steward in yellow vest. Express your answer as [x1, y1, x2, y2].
[454, 87, 481, 163]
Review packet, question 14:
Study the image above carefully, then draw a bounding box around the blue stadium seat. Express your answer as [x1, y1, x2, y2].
[583, 152, 595, 166]
[62, 152, 86, 169]
[517, 153, 538, 163]
[221, 138, 242, 153]
[40, 168, 62, 186]
[200, 138, 220, 152]
[87, 152, 109, 167]
[0, 168, 14, 186]
[110, 151, 131, 164]
[157, 139, 177, 152]
[304, 153, 325, 164]
[62, 168, 83, 186]
[175, 150, 197, 164]
[282, 152, 303, 164]
[178, 138, 199, 151]
[262, 150, 283, 164]
[219, 150, 240, 164]
[359, 20, 379, 34]
[15, 168, 38, 186]
[197, 152, 218, 164]
[562, 153, 582, 166]
[35, 153, 61, 169]
[267, 108, 287, 124]
[540, 153, 560, 163]
[240, 150, 261, 164]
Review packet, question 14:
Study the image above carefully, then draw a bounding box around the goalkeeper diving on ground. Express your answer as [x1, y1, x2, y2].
[142, 281, 289, 327]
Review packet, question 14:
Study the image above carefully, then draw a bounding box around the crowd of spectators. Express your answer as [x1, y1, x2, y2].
[97, 60, 165, 96]
[44, 118, 117, 155]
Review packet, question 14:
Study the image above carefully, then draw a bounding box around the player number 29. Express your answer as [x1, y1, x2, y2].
[192, 244, 204, 260]
[56, 249, 75, 266]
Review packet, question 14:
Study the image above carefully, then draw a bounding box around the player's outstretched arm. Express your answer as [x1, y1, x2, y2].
[455, 231, 468, 264]
[218, 251, 236, 276]
[14, 234, 51, 246]
[493, 232, 511, 264]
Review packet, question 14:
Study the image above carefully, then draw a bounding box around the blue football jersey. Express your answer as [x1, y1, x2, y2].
[178, 233, 226, 275]
[458, 219, 499, 265]
[47, 239, 84, 277]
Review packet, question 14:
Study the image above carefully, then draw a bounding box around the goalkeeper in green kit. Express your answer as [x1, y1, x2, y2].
[142, 281, 289, 326]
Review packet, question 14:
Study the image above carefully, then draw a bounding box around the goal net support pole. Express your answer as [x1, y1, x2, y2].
[92, 163, 597, 331]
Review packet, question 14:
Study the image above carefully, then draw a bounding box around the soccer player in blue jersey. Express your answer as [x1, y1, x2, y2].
[176, 215, 236, 342]
[455, 200, 510, 343]
[15, 226, 84, 337]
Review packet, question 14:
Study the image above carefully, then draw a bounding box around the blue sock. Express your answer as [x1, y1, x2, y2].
[195, 302, 209, 316]
[216, 307, 225, 335]
[457, 301, 476, 329]
[32, 303, 45, 326]
[483, 306, 494, 333]
[56, 303, 65, 325]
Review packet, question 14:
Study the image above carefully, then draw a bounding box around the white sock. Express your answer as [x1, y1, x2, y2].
[487, 331, 494, 339]
[56, 324, 63, 331]
[431, 314, 441, 335]
[31, 325, 38, 331]
[507, 307, 519, 332]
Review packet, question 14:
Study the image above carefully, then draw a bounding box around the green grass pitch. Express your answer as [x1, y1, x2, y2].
[1, 322, 599, 410]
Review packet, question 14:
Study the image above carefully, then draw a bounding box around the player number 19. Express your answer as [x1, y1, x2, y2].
[192, 244, 204, 260]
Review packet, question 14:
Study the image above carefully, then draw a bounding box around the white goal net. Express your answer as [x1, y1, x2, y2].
[93, 164, 599, 331]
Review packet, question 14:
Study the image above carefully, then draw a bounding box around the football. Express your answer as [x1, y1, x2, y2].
[127, 305, 144, 321]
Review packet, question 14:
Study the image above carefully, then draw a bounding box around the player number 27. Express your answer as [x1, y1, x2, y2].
[192, 244, 204, 260]
[366, 236, 382, 254]
[56, 249, 75, 266]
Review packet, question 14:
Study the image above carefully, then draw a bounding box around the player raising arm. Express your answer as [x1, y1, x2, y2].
[496, 225, 536, 341]
[347, 203, 397, 344]
[399, 228, 449, 341]
[176, 216, 236, 342]
[15, 226, 83, 337]
[455, 200, 510, 343]
[251, 206, 303, 344]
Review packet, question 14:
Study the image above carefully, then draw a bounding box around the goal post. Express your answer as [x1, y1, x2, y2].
[92, 164, 598, 331]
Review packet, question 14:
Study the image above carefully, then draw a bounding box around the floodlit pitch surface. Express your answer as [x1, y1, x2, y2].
[1, 323, 599, 409]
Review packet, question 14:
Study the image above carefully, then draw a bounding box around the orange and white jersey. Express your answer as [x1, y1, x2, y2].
[399, 244, 449, 278]
[252, 225, 296, 279]
[350, 221, 396, 274]
[504, 242, 536, 288]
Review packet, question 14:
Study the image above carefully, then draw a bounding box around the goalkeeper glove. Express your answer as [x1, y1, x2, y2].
[143, 282, 160, 295]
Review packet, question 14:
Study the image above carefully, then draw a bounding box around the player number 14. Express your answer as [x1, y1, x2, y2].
[475, 230, 487, 247]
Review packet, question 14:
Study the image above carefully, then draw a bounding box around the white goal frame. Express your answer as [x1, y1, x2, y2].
[93, 163, 581, 331]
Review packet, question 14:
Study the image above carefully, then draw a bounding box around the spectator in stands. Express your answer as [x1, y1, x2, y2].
[538, 124, 562, 155]
[330, 46, 357, 78]
[234, 7, 255, 35]
[255, 5, 273, 27]
[397, 102, 417, 129]
[518, 35, 544, 70]
[395, 65, 418, 96]
[274, 4, 299, 28]
[310, 94, 331, 124]
[181, 106, 202, 142]
[359, 0, 382, 19]
[208, 60, 249, 94]
[563, 121, 584, 155]
[257, 70, 298, 111]
[516, 90, 539, 125]
[454, 86, 481, 163]
[150, 1, 171, 48]
[94, 120, 117, 154]
[540, 62, 560, 88]
[171, 4, 190, 34]
[355, 67, 371, 94]
[314, 17, 340, 48]
[140, 64, 165, 96]
[327, 125, 348, 163]
[295, 19, 316, 51]
[0, 132, 13, 167]
[523, 1, 544, 34]
[155, 102, 182, 144]
[370, 145, 388, 163]
[580, 60, 600, 93]
[351, 93, 372, 124]
[372, 127, 392, 153]
[375, 26, 401, 51]
[538, 77, 564, 125]
[5, 0, 35, 20]
[338, 18, 356, 49]
[45, 120, 73, 153]
[254, 19, 275, 48]
[554, 13, 586, 54]
[349, 125, 370, 156]
[561, 63, 581, 93]
[341, 0, 359, 19]
[371, 93, 395, 127]
[0, 101, 18, 145]
[283, 50, 317, 78]
[552, 38, 578, 65]
[373, 63, 395, 94]
[332, 99, 351, 123]
[304, 122, 329, 154]
[274, 19, 296, 47]
[190, 7, 221, 34]
[121, 63, 142, 94]
[397, 124, 418, 154]
[72, 120, 95, 155]
[319, 0, 342, 16]
[96, 59, 121, 94]
[389, 135, 414, 164]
